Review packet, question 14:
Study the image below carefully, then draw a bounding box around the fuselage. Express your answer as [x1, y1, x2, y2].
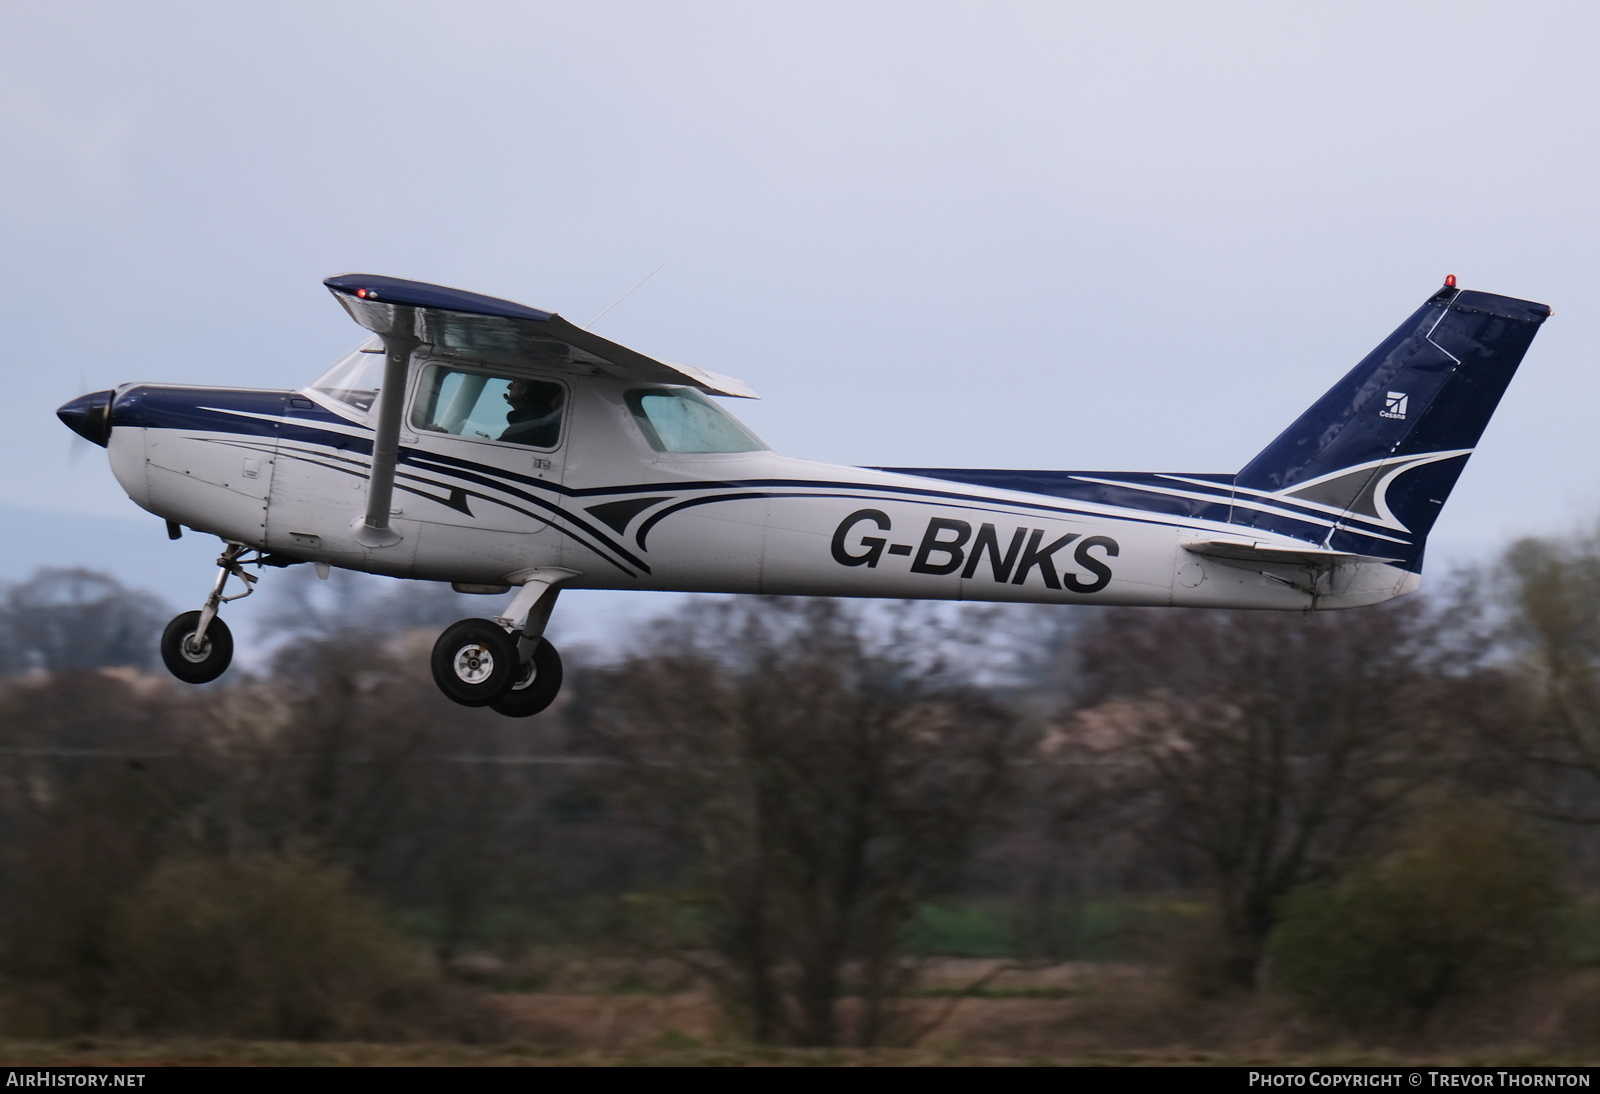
[97, 370, 1417, 612]
[50, 274, 1550, 710]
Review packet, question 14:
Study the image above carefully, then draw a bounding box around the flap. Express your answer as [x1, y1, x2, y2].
[324, 274, 758, 399]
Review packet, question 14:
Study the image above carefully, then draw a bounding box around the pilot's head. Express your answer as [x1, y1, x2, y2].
[505, 380, 563, 412]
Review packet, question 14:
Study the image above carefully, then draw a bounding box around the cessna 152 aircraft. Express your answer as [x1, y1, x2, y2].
[56, 275, 1549, 716]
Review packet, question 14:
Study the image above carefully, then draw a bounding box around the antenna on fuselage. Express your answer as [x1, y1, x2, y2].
[584, 263, 665, 331]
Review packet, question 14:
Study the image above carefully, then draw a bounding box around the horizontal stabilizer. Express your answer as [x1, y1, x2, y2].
[1182, 539, 1402, 567]
[324, 274, 758, 399]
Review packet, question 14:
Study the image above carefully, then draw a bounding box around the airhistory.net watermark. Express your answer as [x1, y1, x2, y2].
[5, 1076, 145, 1087]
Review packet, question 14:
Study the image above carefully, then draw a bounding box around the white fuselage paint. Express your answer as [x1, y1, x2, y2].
[104, 374, 1420, 613]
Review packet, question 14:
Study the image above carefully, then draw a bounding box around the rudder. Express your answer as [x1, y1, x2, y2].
[1230, 282, 1550, 569]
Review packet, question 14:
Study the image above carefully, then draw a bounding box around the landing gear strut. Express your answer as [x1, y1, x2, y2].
[159, 542, 258, 684]
[431, 569, 573, 717]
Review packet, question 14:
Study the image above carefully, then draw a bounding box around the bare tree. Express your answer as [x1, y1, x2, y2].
[577, 596, 1025, 1046]
[1060, 600, 1474, 987]
[193, 629, 562, 960]
[0, 569, 169, 675]
[1494, 529, 1600, 827]
[0, 670, 212, 1031]
[258, 567, 487, 641]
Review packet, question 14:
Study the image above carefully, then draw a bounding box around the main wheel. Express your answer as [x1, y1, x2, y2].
[160, 611, 234, 684]
[431, 619, 518, 707]
[490, 637, 564, 718]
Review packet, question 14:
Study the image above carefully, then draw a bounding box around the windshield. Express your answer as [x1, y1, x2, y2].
[310, 338, 385, 412]
[625, 387, 766, 453]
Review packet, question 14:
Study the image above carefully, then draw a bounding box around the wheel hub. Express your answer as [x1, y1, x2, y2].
[452, 643, 496, 684]
[181, 634, 212, 662]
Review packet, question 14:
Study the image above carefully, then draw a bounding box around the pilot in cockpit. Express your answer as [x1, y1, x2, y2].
[499, 379, 564, 448]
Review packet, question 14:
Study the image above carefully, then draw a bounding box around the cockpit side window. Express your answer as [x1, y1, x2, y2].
[625, 388, 766, 454]
[411, 365, 565, 449]
[310, 340, 386, 412]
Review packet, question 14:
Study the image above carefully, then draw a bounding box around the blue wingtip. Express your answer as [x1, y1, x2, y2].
[324, 274, 556, 323]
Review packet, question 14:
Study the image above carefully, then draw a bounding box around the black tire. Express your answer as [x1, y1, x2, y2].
[431, 618, 518, 707]
[490, 637, 564, 718]
[160, 611, 234, 684]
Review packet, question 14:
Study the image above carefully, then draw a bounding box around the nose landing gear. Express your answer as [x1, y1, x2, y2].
[159, 542, 259, 684]
[430, 569, 574, 717]
[160, 610, 235, 684]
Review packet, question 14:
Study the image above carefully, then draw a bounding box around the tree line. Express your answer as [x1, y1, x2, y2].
[0, 533, 1597, 1044]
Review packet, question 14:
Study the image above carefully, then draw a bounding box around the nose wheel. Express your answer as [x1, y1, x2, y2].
[160, 611, 234, 683]
[158, 542, 258, 685]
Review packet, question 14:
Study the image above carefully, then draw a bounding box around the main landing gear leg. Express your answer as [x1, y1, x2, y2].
[159, 542, 259, 684]
[430, 569, 575, 716]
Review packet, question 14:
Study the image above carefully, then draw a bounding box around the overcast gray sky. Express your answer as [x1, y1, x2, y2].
[4, 1, 1598, 612]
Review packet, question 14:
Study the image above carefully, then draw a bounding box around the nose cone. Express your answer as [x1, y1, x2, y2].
[57, 390, 115, 448]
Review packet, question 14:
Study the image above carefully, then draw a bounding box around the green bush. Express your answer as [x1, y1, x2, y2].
[105, 854, 435, 1039]
[904, 903, 1016, 957]
[1268, 798, 1567, 1032]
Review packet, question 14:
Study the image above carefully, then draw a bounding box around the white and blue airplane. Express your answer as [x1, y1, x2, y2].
[57, 275, 1549, 716]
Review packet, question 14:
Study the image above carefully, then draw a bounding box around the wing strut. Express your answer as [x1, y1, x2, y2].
[354, 328, 418, 548]
[322, 272, 762, 548]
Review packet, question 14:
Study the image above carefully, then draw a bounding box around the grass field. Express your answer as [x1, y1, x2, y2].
[0, 960, 1591, 1067]
[0, 1039, 1590, 1067]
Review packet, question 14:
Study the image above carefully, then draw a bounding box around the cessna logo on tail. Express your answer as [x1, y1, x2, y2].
[831, 509, 1118, 593]
[1381, 391, 1408, 420]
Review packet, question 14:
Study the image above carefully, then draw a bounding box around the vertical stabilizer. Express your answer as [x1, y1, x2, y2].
[1230, 283, 1550, 569]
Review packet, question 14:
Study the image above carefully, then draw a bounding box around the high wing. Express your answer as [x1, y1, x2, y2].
[324, 274, 758, 399]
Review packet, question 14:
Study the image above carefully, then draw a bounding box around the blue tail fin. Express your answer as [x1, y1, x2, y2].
[1230, 283, 1550, 569]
